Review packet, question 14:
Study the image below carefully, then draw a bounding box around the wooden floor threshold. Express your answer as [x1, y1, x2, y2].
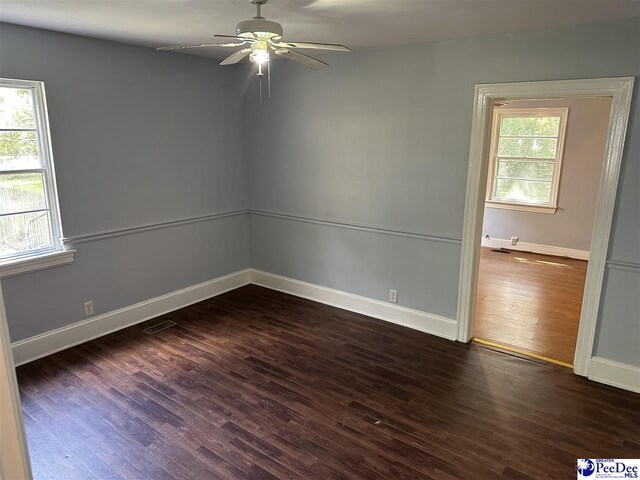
[473, 337, 574, 368]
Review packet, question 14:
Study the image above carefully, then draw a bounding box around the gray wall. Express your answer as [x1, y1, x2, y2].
[1, 19, 638, 368]
[247, 18, 640, 366]
[0, 23, 250, 342]
[482, 97, 613, 252]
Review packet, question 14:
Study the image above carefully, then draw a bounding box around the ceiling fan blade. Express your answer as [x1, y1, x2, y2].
[215, 34, 256, 42]
[220, 48, 252, 65]
[273, 41, 350, 52]
[275, 49, 328, 70]
[157, 42, 246, 51]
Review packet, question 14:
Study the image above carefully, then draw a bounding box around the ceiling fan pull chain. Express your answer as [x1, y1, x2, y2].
[268, 59, 271, 99]
[258, 62, 263, 104]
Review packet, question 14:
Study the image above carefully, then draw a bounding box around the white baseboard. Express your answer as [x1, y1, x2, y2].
[11, 269, 251, 366]
[10, 267, 457, 366]
[481, 237, 589, 260]
[588, 357, 640, 393]
[250, 269, 458, 341]
[12, 266, 637, 395]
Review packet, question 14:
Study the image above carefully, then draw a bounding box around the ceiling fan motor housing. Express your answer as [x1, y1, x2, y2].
[236, 18, 283, 39]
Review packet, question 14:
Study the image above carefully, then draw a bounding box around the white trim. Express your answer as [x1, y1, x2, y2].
[457, 77, 635, 379]
[0, 282, 32, 479]
[10, 267, 457, 366]
[249, 209, 461, 245]
[480, 237, 589, 260]
[62, 209, 249, 245]
[250, 269, 458, 340]
[0, 249, 75, 278]
[588, 357, 640, 393]
[485, 201, 557, 214]
[11, 269, 250, 366]
[8, 264, 638, 394]
[606, 259, 640, 273]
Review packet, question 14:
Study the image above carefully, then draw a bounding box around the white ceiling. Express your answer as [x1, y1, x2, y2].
[1, 0, 639, 58]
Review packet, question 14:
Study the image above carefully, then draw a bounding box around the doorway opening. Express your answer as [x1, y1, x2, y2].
[473, 97, 611, 367]
[456, 78, 634, 377]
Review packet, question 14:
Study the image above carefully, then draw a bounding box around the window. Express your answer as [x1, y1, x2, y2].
[485, 107, 568, 213]
[0, 78, 67, 270]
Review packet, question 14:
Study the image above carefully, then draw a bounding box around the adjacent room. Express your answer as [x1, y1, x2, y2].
[474, 97, 612, 366]
[0, 1, 639, 479]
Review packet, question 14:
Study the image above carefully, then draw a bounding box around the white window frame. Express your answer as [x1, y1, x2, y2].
[0, 78, 73, 277]
[485, 107, 569, 214]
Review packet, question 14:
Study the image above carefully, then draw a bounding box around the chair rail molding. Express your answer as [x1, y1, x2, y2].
[456, 77, 635, 378]
[249, 209, 461, 245]
[62, 209, 249, 245]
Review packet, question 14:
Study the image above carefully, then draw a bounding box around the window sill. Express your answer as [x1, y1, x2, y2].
[0, 250, 75, 279]
[485, 201, 557, 214]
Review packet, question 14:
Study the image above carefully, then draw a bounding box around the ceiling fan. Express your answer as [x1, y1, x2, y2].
[157, 0, 350, 76]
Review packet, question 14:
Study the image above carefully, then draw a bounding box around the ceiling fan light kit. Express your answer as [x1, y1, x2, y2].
[157, 0, 350, 102]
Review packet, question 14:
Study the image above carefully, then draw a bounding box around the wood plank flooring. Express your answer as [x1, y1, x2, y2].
[17, 285, 639, 480]
[475, 248, 588, 365]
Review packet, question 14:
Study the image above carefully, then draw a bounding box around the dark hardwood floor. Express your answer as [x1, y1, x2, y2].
[17, 285, 640, 480]
[475, 248, 588, 365]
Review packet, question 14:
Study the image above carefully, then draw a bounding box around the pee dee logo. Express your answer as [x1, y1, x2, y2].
[578, 459, 640, 479]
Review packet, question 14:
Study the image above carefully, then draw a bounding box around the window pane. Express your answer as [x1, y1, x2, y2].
[497, 160, 554, 181]
[498, 137, 557, 159]
[0, 211, 52, 256]
[500, 116, 560, 137]
[0, 173, 47, 214]
[0, 87, 36, 129]
[495, 178, 552, 204]
[0, 131, 40, 170]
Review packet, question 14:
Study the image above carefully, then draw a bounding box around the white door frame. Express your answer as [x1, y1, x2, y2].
[0, 281, 32, 480]
[456, 77, 634, 376]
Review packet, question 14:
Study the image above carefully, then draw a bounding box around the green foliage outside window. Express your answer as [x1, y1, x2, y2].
[0, 87, 52, 255]
[492, 113, 563, 205]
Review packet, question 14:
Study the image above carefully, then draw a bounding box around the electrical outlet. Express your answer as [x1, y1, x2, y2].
[511, 236, 519, 246]
[83, 301, 94, 317]
[389, 289, 398, 303]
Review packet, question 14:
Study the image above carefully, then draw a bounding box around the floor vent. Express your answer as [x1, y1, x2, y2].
[143, 320, 177, 334]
